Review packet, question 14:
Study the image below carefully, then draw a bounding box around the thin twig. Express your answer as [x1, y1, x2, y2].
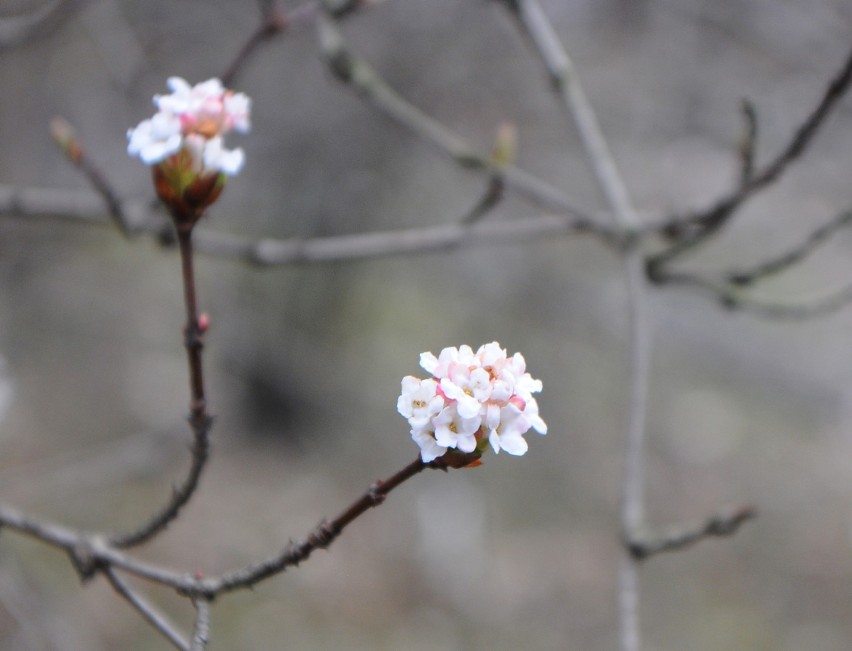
[220, 0, 382, 86]
[461, 176, 505, 224]
[503, 3, 651, 650]
[109, 227, 212, 548]
[651, 270, 852, 320]
[103, 567, 190, 651]
[0, 456, 446, 599]
[726, 209, 852, 286]
[737, 99, 758, 186]
[48, 117, 133, 237]
[649, 44, 852, 269]
[0, 185, 154, 228]
[627, 505, 756, 561]
[315, 14, 594, 219]
[0, 0, 68, 48]
[189, 599, 211, 651]
[0, 184, 623, 261]
[211, 457, 444, 594]
[220, 4, 288, 87]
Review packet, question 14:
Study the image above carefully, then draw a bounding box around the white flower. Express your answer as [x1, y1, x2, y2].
[203, 136, 245, 176]
[399, 342, 546, 462]
[397, 377, 443, 430]
[433, 405, 481, 453]
[127, 77, 251, 177]
[411, 428, 447, 463]
[488, 403, 529, 456]
[127, 112, 182, 164]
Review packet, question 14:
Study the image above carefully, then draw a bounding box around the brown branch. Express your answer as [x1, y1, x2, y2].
[627, 505, 756, 561]
[726, 209, 852, 286]
[210, 456, 444, 594]
[0, 455, 447, 601]
[649, 44, 852, 270]
[220, 0, 382, 87]
[109, 227, 212, 548]
[220, 4, 288, 87]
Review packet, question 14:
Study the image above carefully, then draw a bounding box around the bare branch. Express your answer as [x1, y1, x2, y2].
[48, 117, 133, 237]
[649, 44, 852, 269]
[0, 0, 69, 48]
[0, 184, 623, 261]
[502, 3, 652, 650]
[103, 568, 190, 651]
[109, 228, 213, 548]
[0, 454, 450, 601]
[727, 209, 852, 286]
[737, 99, 758, 186]
[189, 599, 211, 651]
[220, 4, 288, 87]
[211, 456, 446, 594]
[315, 14, 594, 219]
[651, 270, 852, 320]
[627, 505, 756, 561]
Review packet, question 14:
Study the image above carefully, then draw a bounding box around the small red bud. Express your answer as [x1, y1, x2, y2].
[194, 570, 205, 580]
[198, 313, 210, 333]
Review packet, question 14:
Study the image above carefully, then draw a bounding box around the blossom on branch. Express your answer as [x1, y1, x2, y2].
[398, 342, 547, 465]
[127, 77, 251, 222]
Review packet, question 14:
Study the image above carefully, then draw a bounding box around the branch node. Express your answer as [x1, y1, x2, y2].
[69, 540, 101, 582]
[367, 481, 386, 506]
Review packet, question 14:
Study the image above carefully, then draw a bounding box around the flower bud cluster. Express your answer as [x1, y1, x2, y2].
[398, 342, 547, 463]
[128, 77, 250, 176]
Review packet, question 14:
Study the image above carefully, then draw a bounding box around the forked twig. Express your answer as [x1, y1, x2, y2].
[316, 13, 594, 219]
[649, 44, 852, 269]
[0, 456, 447, 600]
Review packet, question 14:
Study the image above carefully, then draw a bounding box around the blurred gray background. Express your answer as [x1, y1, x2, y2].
[2, 0, 852, 649]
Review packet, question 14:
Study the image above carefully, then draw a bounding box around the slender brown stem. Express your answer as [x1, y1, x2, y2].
[109, 225, 212, 548]
[220, 8, 287, 87]
[211, 457, 440, 594]
[0, 455, 445, 600]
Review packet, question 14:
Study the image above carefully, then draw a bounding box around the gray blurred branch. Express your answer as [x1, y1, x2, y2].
[104, 568, 190, 651]
[0, 184, 622, 260]
[628, 505, 757, 561]
[649, 43, 852, 269]
[499, 2, 652, 650]
[649, 207, 852, 319]
[0, 0, 69, 48]
[189, 599, 210, 651]
[316, 13, 594, 219]
[0, 456, 447, 601]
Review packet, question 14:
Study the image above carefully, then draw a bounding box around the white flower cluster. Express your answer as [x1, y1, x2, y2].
[398, 342, 547, 463]
[127, 77, 250, 176]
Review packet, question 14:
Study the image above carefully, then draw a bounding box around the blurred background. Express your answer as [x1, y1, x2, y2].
[2, 0, 852, 649]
